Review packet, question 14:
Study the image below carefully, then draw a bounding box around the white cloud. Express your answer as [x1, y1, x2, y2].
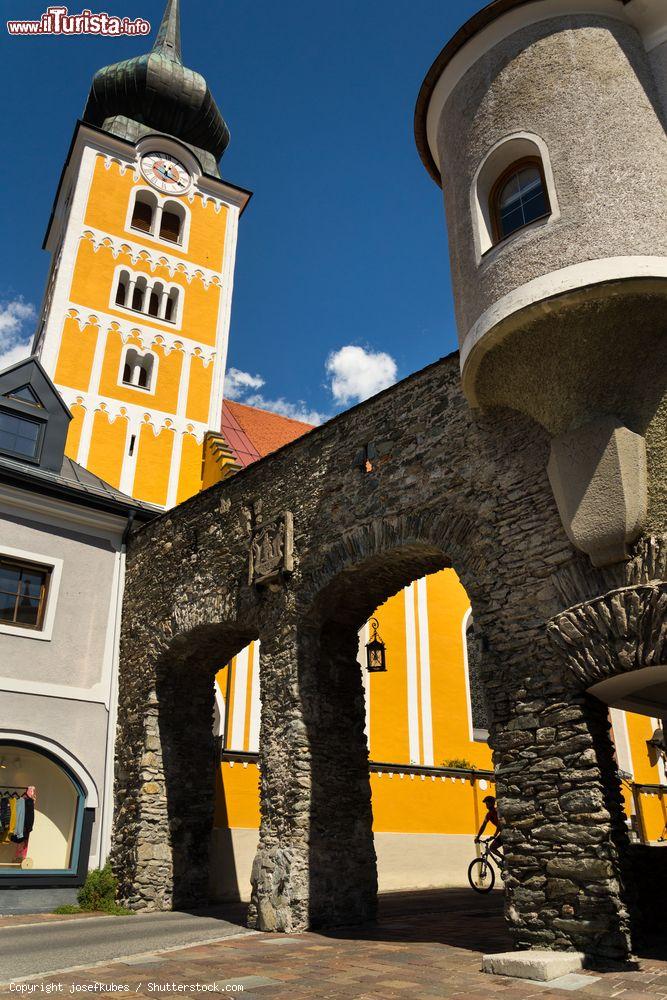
[224, 366, 326, 425]
[325, 344, 398, 406]
[224, 367, 265, 399]
[0, 298, 36, 373]
[242, 392, 325, 426]
[0, 338, 33, 373]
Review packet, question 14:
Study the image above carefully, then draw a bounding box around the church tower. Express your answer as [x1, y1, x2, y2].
[33, 0, 250, 507]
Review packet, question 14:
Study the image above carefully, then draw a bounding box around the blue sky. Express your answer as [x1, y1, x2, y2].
[1, 0, 485, 423]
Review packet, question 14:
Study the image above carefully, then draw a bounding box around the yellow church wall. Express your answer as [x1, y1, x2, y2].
[176, 432, 205, 504]
[84, 156, 229, 270]
[186, 355, 214, 424]
[64, 401, 86, 461]
[370, 772, 493, 835]
[85, 409, 128, 487]
[426, 572, 491, 770]
[54, 314, 97, 392]
[368, 594, 410, 764]
[132, 423, 174, 507]
[69, 238, 221, 350]
[625, 711, 659, 784]
[96, 330, 183, 414]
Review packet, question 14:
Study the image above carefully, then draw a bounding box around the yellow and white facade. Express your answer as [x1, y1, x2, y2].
[34, 125, 249, 507]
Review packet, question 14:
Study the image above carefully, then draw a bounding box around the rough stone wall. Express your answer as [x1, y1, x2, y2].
[113, 351, 666, 962]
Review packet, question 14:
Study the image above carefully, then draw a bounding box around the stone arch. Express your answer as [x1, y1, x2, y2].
[249, 511, 492, 934]
[112, 616, 259, 911]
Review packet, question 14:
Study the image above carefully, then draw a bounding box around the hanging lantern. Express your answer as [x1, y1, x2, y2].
[365, 617, 387, 673]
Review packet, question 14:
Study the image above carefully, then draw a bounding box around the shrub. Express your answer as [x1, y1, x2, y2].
[441, 757, 474, 770]
[77, 863, 118, 911]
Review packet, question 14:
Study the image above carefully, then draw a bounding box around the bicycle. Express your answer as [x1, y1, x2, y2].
[468, 836, 504, 893]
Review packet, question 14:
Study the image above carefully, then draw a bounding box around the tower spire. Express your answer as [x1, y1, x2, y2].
[153, 0, 182, 63]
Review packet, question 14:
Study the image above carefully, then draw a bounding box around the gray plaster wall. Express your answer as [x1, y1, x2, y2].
[436, 14, 667, 340]
[648, 40, 667, 126]
[0, 511, 117, 689]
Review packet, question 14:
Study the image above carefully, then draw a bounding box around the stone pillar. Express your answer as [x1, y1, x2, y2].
[112, 648, 218, 912]
[492, 680, 633, 962]
[158, 289, 169, 320]
[248, 620, 377, 932]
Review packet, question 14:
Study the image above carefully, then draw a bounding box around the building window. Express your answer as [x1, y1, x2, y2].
[0, 409, 42, 461]
[122, 348, 155, 391]
[130, 191, 157, 235]
[466, 617, 489, 740]
[490, 157, 550, 243]
[0, 558, 51, 631]
[112, 269, 181, 326]
[159, 205, 183, 244]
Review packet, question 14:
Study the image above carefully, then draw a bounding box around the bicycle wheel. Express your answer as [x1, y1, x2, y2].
[468, 857, 495, 893]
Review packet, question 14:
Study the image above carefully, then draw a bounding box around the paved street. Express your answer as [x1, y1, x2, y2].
[0, 907, 254, 983]
[2, 891, 667, 998]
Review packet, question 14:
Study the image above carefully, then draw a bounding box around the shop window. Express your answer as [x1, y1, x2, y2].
[130, 190, 157, 235]
[122, 348, 155, 391]
[490, 157, 550, 242]
[0, 744, 83, 873]
[0, 558, 50, 631]
[0, 408, 43, 461]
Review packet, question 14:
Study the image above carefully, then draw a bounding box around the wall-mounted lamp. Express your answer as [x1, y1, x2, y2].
[365, 618, 387, 673]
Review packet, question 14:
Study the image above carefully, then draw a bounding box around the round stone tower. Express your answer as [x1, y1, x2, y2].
[415, 0, 667, 568]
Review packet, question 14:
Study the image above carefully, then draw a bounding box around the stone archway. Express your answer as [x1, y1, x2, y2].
[112, 618, 259, 912]
[248, 513, 488, 933]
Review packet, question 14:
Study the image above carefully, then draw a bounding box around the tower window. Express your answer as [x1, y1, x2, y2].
[131, 191, 157, 234]
[159, 203, 184, 244]
[490, 157, 549, 243]
[121, 348, 155, 391]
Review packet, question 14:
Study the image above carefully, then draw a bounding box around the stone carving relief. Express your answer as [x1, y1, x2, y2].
[249, 512, 294, 586]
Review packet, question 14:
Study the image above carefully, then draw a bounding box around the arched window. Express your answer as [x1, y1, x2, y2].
[131, 276, 148, 312]
[490, 157, 550, 243]
[164, 288, 179, 323]
[121, 348, 155, 391]
[147, 289, 160, 317]
[465, 616, 489, 740]
[115, 269, 129, 307]
[159, 201, 185, 244]
[130, 190, 157, 235]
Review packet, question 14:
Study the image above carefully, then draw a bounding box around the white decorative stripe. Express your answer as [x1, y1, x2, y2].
[359, 622, 371, 745]
[59, 388, 209, 442]
[231, 646, 250, 752]
[610, 708, 634, 776]
[81, 228, 223, 287]
[166, 430, 185, 509]
[66, 306, 216, 362]
[417, 578, 434, 767]
[247, 642, 261, 754]
[404, 584, 421, 766]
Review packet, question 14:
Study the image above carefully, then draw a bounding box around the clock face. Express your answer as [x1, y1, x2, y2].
[140, 152, 191, 194]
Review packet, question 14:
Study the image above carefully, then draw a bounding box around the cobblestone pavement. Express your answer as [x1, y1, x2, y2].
[5, 891, 667, 998]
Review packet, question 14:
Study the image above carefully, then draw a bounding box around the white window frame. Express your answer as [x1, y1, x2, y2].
[125, 185, 192, 254]
[0, 546, 63, 642]
[117, 344, 160, 396]
[462, 608, 489, 743]
[109, 264, 183, 330]
[470, 131, 560, 262]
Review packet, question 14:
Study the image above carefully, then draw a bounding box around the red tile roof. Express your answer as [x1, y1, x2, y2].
[221, 400, 313, 469]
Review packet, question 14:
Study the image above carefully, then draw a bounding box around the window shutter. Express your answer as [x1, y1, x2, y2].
[132, 200, 153, 233]
[160, 211, 181, 243]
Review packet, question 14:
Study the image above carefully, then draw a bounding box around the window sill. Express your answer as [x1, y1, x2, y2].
[128, 227, 186, 254]
[120, 380, 155, 395]
[0, 621, 51, 642]
[479, 212, 552, 265]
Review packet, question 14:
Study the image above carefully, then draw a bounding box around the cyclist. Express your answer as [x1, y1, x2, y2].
[475, 794, 502, 855]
